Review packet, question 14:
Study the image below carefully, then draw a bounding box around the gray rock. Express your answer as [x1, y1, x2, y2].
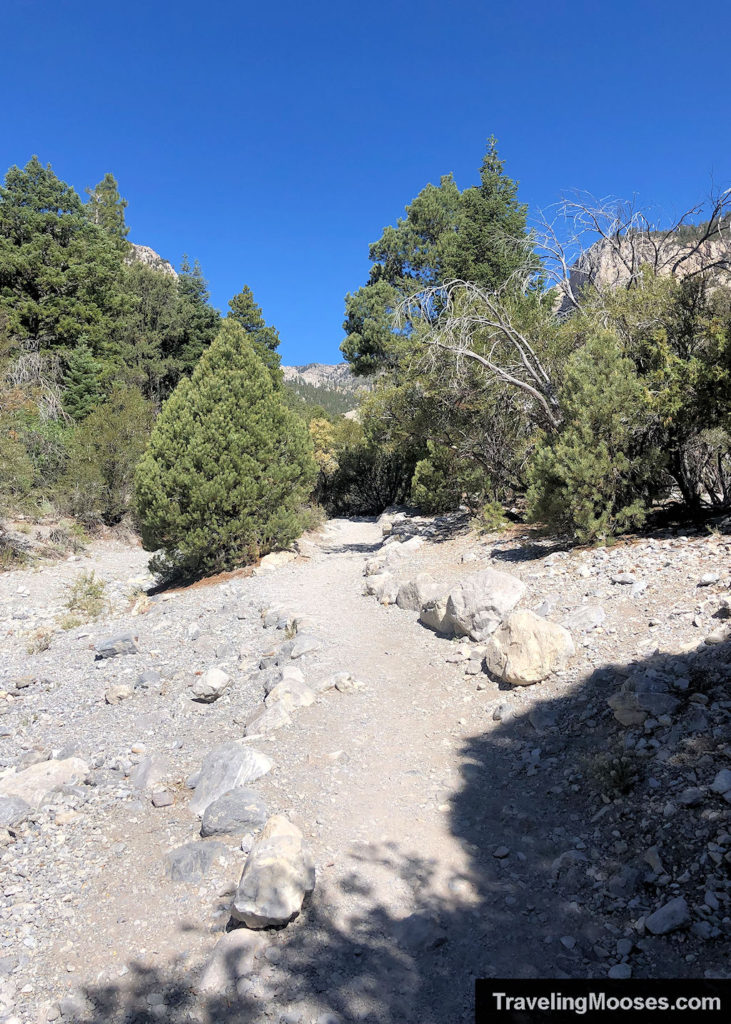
[231, 815, 315, 928]
[105, 683, 134, 705]
[419, 592, 451, 634]
[136, 669, 161, 690]
[0, 795, 30, 828]
[196, 929, 265, 994]
[645, 896, 690, 935]
[290, 635, 320, 659]
[363, 572, 399, 604]
[94, 634, 139, 658]
[151, 790, 173, 808]
[392, 913, 447, 951]
[190, 667, 231, 703]
[201, 788, 268, 837]
[244, 702, 292, 736]
[562, 605, 606, 633]
[444, 569, 526, 641]
[131, 755, 168, 791]
[189, 743, 273, 817]
[485, 611, 574, 685]
[678, 787, 704, 806]
[396, 574, 439, 612]
[265, 679, 316, 711]
[608, 964, 632, 979]
[612, 573, 637, 585]
[0, 757, 89, 810]
[164, 840, 226, 883]
[710, 768, 731, 796]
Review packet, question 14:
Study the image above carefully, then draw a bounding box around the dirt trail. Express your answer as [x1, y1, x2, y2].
[2, 514, 728, 1024]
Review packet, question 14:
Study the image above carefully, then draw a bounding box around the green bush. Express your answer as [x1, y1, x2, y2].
[527, 332, 661, 543]
[61, 385, 155, 526]
[134, 320, 316, 579]
[410, 441, 490, 513]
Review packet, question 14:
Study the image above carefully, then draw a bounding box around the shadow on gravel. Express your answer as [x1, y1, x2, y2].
[74, 636, 729, 1024]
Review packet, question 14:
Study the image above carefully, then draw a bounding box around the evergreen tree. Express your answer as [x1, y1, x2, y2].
[174, 256, 221, 377]
[62, 343, 102, 420]
[442, 136, 533, 290]
[85, 172, 129, 241]
[227, 284, 281, 375]
[0, 157, 126, 354]
[341, 140, 531, 374]
[134, 320, 316, 578]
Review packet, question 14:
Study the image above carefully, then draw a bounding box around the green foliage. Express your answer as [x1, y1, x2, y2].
[410, 442, 490, 513]
[64, 570, 107, 619]
[85, 173, 129, 241]
[0, 157, 127, 355]
[227, 285, 281, 376]
[527, 333, 660, 542]
[62, 344, 102, 419]
[283, 377, 360, 418]
[341, 139, 531, 375]
[472, 501, 508, 534]
[174, 256, 221, 379]
[61, 385, 155, 525]
[134, 321, 316, 579]
[0, 420, 36, 515]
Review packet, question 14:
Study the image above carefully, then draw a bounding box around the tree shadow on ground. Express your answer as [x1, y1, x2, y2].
[74, 634, 729, 1024]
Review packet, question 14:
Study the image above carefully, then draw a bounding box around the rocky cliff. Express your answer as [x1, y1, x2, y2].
[126, 242, 178, 278]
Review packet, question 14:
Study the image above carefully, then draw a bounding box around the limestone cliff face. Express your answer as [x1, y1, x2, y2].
[557, 230, 731, 312]
[281, 363, 358, 392]
[126, 243, 178, 278]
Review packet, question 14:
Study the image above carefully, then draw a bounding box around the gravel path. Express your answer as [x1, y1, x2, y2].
[0, 515, 729, 1023]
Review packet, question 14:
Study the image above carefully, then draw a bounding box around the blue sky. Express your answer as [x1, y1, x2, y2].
[2, 0, 730, 365]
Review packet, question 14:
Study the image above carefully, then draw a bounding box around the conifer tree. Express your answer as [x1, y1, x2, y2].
[227, 285, 281, 376]
[85, 172, 129, 241]
[62, 343, 102, 420]
[134, 320, 316, 578]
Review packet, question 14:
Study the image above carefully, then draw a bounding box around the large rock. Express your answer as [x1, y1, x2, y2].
[485, 610, 575, 685]
[396, 574, 439, 612]
[445, 569, 526, 641]
[607, 672, 680, 726]
[0, 757, 89, 810]
[645, 896, 690, 935]
[191, 668, 231, 703]
[419, 592, 451, 633]
[231, 815, 315, 928]
[189, 743, 273, 817]
[363, 573, 399, 604]
[201, 788, 269, 837]
[244, 702, 292, 736]
[265, 679, 316, 711]
[253, 550, 297, 575]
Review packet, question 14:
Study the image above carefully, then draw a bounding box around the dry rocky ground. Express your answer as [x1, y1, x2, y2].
[0, 511, 729, 1024]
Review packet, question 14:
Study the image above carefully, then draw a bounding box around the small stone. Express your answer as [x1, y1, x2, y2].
[105, 683, 133, 705]
[698, 573, 720, 586]
[611, 573, 637, 585]
[493, 846, 510, 858]
[151, 790, 173, 808]
[95, 634, 138, 658]
[710, 768, 731, 796]
[231, 815, 315, 928]
[608, 964, 632, 979]
[678, 787, 704, 807]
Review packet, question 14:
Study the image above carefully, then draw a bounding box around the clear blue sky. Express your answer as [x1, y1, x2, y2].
[2, 0, 730, 365]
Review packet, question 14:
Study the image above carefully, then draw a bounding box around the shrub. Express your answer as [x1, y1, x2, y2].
[527, 332, 661, 543]
[61, 385, 155, 525]
[410, 442, 490, 513]
[134, 320, 316, 578]
[64, 570, 107, 619]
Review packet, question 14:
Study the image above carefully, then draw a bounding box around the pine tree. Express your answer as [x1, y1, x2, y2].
[227, 285, 281, 376]
[85, 172, 129, 241]
[174, 256, 221, 378]
[62, 343, 102, 420]
[134, 320, 316, 578]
